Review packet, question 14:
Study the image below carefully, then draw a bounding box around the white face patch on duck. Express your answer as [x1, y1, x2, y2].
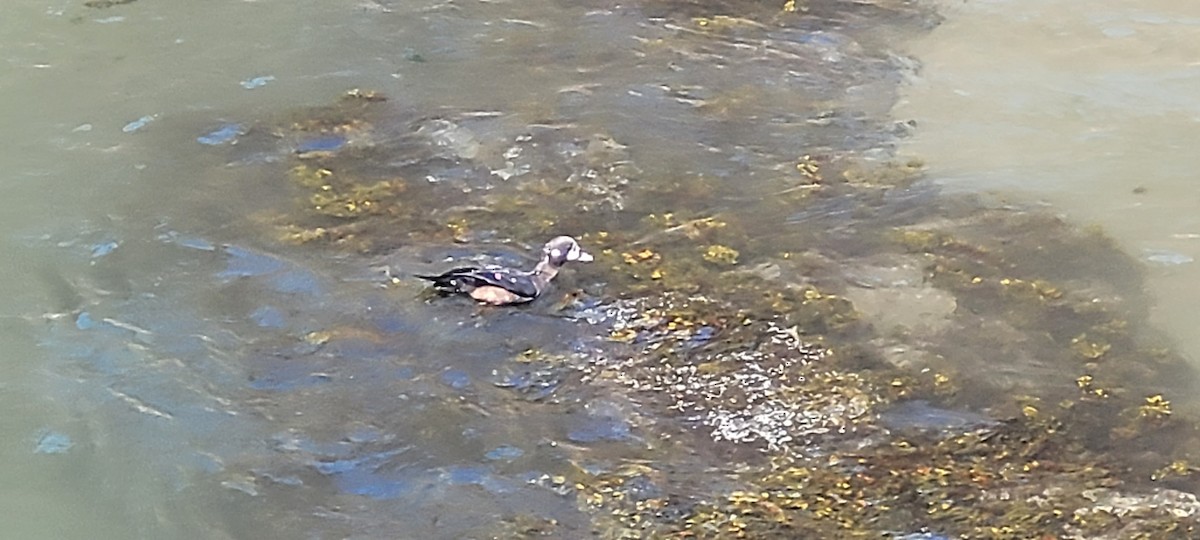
[567, 243, 593, 262]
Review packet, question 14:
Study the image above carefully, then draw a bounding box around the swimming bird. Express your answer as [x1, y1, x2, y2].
[417, 236, 594, 305]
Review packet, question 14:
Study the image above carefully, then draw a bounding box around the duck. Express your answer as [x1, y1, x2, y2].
[417, 236, 594, 305]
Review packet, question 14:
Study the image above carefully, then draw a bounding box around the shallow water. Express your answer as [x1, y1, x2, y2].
[895, 0, 1200, 364]
[3, 0, 1199, 537]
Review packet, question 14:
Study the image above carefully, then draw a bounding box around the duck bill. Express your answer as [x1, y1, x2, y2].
[574, 251, 594, 262]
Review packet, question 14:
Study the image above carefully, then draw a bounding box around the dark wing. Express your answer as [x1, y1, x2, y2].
[474, 267, 539, 299]
[416, 266, 539, 299]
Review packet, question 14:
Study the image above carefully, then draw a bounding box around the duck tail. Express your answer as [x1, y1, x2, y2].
[415, 272, 463, 294]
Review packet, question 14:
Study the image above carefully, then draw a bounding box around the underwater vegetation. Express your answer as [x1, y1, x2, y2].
[222, 86, 1200, 538]
[196, 1, 1200, 537]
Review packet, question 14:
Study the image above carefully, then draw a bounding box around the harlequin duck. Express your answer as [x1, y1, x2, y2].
[417, 236, 594, 305]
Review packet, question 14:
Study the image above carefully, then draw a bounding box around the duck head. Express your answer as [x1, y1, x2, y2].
[542, 236, 594, 267]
